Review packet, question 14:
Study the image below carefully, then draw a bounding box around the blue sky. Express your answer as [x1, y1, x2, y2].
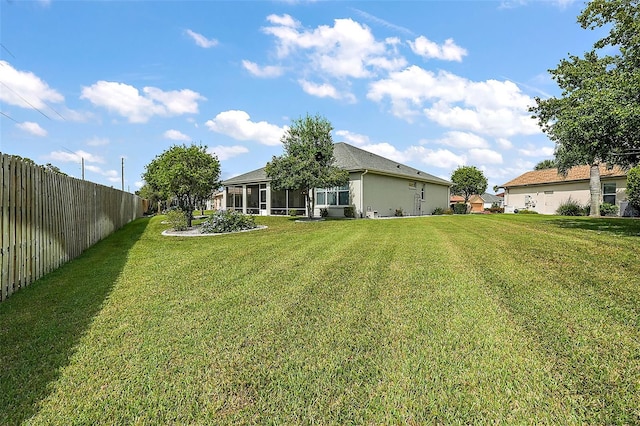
[1, 0, 602, 193]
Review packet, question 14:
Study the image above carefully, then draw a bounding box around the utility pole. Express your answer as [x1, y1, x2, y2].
[81, 157, 85, 180]
[121, 157, 125, 191]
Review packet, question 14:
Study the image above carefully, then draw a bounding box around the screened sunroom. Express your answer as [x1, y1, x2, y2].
[224, 183, 308, 216]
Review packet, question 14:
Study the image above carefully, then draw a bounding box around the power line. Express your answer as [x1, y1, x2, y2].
[0, 110, 18, 122]
[0, 43, 16, 59]
[0, 81, 51, 120]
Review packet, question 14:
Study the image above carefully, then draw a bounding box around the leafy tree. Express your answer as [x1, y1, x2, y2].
[9, 155, 37, 166]
[265, 114, 349, 219]
[530, 0, 640, 216]
[44, 163, 67, 175]
[627, 165, 640, 211]
[8, 155, 67, 175]
[143, 144, 220, 227]
[534, 159, 557, 170]
[136, 183, 165, 214]
[450, 166, 488, 209]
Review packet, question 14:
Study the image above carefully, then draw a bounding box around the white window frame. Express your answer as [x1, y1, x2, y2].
[603, 182, 616, 205]
[315, 185, 350, 206]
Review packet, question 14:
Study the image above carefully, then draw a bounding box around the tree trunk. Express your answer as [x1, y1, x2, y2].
[589, 163, 601, 217]
[306, 191, 314, 219]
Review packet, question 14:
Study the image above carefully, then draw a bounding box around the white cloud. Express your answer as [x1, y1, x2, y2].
[85, 165, 120, 182]
[205, 110, 287, 146]
[242, 60, 284, 78]
[48, 150, 104, 164]
[496, 138, 513, 149]
[368, 65, 540, 137]
[208, 145, 250, 161]
[358, 142, 411, 163]
[185, 29, 218, 48]
[433, 131, 489, 149]
[468, 148, 503, 164]
[298, 79, 356, 102]
[410, 147, 466, 169]
[16, 121, 47, 137]
[134, 181, 144, 189]
[0, 61, 64, 109]
[408, 36, 467, 62]
[163, 129, 191, 141]
[262, 15, 406, 78]
[334, 130, 370, 145]
[518, 145, 555, 157]
[266, 13, 300, 28]
[80, 81, 205, 123]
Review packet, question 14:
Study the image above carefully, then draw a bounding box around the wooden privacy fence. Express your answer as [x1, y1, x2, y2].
[0, 154, 146, 302]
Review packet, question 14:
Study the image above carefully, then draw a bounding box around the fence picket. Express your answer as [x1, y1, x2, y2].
[0, 154, 144, 301]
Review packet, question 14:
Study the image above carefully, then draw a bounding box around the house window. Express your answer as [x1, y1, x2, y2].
[226, 186, 243, 210]
[316, 185, 350, 206]
[603, 183, 616, 205]
[421, 186, 425, 201]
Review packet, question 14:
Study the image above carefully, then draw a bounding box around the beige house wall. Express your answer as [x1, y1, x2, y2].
[505, 177, 628, 215]
[361, 173, 449, 217]
[313, 172, 363, 218]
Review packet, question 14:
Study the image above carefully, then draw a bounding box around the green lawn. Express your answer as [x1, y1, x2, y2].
[1, 214, 639, 424]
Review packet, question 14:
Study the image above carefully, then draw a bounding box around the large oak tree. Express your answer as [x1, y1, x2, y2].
[530, 0, 640, 216]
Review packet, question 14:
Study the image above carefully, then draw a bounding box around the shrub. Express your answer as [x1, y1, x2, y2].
[166, 208, 188, 231]
[443, 208, 454, 215]
[628, 165, 640, 210]
[453, 203, 467, 214]
[516, 209, 539, 214]
[486, 206, 504, 213]
[432, 207, 445, 215]
[320, 207, 329, 218]
[556, 198, 584, 216]
[344, 206, 355, 218]
[394, 208, 404, 217]
[289, 209, 298, 217]
[201, 210, 256, 234]
[600, 202, 619, 216]
[162, 205, 180, 214]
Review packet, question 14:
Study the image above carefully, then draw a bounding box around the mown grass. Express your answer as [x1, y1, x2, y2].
[1, 214, 639, 424]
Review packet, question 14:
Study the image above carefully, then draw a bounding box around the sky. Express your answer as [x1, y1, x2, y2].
[1, 0, 605, 193]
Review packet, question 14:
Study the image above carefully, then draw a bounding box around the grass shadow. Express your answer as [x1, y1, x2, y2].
[0, 217, 150, 425]
[548, 216, 640, 237]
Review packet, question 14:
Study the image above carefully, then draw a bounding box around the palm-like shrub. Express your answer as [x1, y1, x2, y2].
[556, 198, 584, 216]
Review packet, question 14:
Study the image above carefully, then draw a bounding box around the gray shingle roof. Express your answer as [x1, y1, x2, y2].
[480, 193, 502, 203]
[222, 142, 451, 186]
[222, 167, 268, 185]
[332, 143, 450, 185]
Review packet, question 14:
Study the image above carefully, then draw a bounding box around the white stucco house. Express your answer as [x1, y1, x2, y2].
[221, 142, 452, 218]
[501, 165, 634, 216]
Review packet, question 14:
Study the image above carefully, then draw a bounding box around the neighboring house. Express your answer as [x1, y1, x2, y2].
[468, 193, 503, 213]
[501, 165, 630, 215]
[449, 195, 464, 207]
[206, 190, 224, 211]
[221, 142, 452, 218]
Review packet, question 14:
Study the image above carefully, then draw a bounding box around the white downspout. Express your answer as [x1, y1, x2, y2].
[360, 169, 368, 218]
